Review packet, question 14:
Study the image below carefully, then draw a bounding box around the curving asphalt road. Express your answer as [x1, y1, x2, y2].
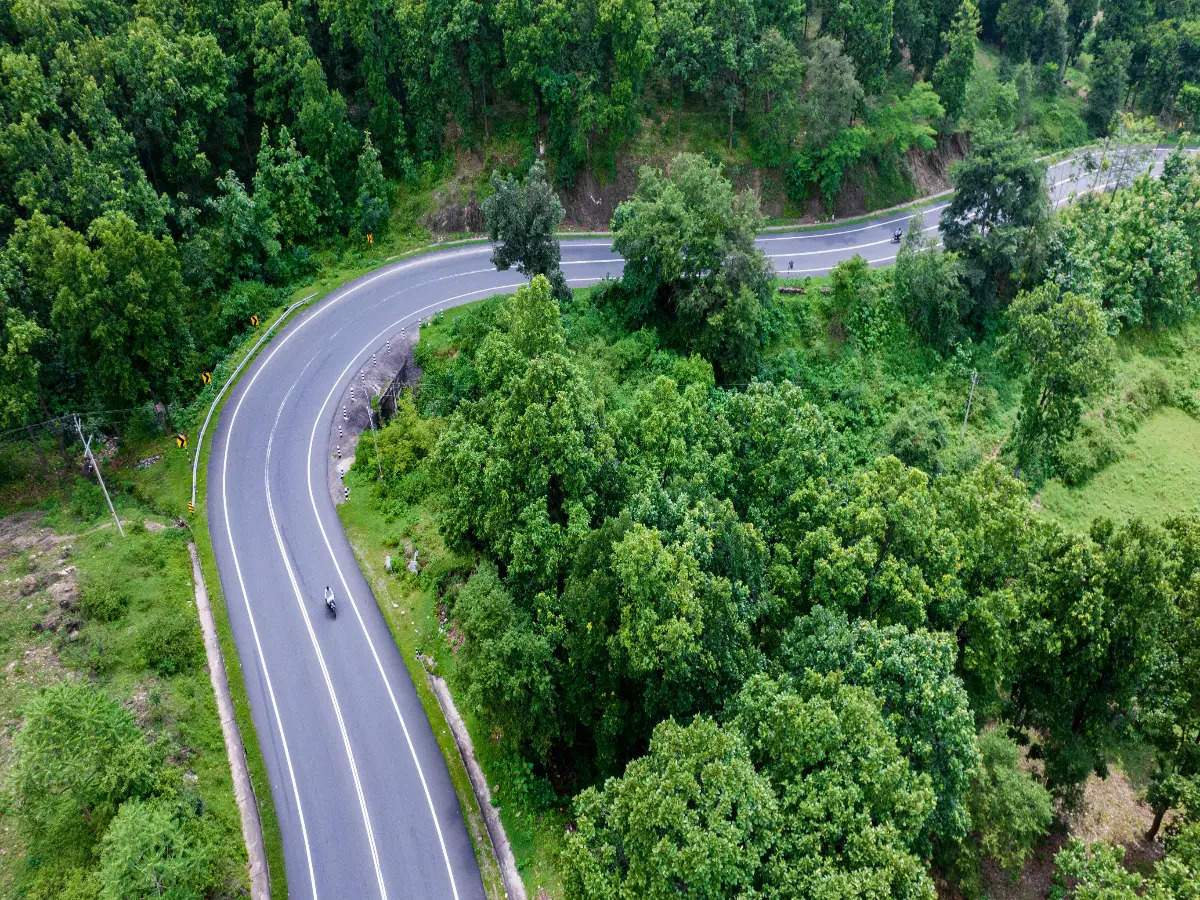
[206, 148, 1164, 898]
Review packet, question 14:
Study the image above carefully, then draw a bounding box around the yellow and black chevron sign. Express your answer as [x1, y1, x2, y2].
[187, 501, 195, 515]
[175, 433, 188, 449]
[250, 314, 260, 326]
[201, 371, 212, 385]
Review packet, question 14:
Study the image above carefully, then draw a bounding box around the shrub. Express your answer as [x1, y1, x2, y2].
[969, 729, 1053, 875]
[98, 797, 218, 900]
[886, 407, 950, 476]
[69, 478, 107, 523]
[81, 575, 129, 622]
[137, 605, 204, 676]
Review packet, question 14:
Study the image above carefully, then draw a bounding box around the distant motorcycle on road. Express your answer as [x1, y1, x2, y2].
[324, 585, 337, 618]
[892, 227, 903, 243]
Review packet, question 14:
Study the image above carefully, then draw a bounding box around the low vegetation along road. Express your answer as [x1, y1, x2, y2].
[205, 149, 1162, 898]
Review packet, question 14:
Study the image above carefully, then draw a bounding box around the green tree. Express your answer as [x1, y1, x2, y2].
[563, 716, 780, 899]
[1178, 82, 1200, 129]
[801, 36, 865, 148]
[894, 213, 968, 352]
[97, 797, 217, 900]
[433, 276, 605, 590]
[779, 455, 966, 630]
[1142, 516, 1200, 842]
[6, 211, 191, 410]
[730, 673, 938, 898]
[1010, 519, 1172, 804]
[482, 159, 569, 301]
[355, 131, 390, 237]
[253, 124, 320, 246]
[996, 0, 1040, 60]
[611, 153, 772, 380]
[452, 563, 560, 759]
[782, 606, 980, 850]
[1066, 0, 1098, 59]
[10, 681, 159, 862]
[788, 127, 871, 214]
[0, 284, 44, 432]
[940, 124, 1050, 314]
[203, 170, 280, 285]
[969, 729, 1054, 875]
[748, 28, 805, 165]
[823, 0, 895, 94]
[656, 0, 717, 134]
[867, 82, 945, 158]
[1003, 282, 1113, 475]
[1086, 39, 1131, 134]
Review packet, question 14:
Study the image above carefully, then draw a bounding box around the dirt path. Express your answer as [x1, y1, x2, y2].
[188, 542, 270, 899]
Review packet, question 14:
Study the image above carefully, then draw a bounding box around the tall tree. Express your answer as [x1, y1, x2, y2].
[940, 125, 1050, 313]
[1066, 0, 1098, 59]
[6, 211, 191, 411]
[933, 0, 982, 122]
[611, 153, 772, 379]
[355, 131, 390, 237]
[894, 213, 968, 352]
[801, 37, 865, 147]
[1010, 519, 1172, 805]
[481, 159, 569, 301]
[748, 28, 806, 165]
[782, 607, 980, 850]
[1086, 39, 1132, 134]
[823, 0, 896, 93]
[1003, 282, 1113, 475]
[563, 716, 780, 898]
[253, 124, 320, 246]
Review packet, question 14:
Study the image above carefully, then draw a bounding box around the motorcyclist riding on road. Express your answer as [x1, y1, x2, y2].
[324, 585, 336, 616]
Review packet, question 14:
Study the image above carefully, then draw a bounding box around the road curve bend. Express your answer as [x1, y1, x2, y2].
[205, 150, 1158, 898]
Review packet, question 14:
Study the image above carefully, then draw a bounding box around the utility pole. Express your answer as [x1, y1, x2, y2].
[961, 370, 979, 440]
[74, 415, 124, 536]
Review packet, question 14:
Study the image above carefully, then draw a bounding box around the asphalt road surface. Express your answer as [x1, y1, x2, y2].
[206, 147, 1170, 899]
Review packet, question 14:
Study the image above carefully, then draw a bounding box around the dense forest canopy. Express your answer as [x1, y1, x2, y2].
[6, 0, 1200, 431]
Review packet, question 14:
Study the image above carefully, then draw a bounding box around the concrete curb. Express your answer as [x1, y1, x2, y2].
[188, 542, 270, 899]
[426, 670, 527, 900]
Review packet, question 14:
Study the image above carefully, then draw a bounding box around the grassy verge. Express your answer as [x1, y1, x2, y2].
[117, 436, 288, 900]
[0, 490, 244, 896]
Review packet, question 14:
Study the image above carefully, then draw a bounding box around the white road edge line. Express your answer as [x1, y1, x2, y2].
[216, 255, 460, 897]
[263, 374, 389, 900]
[304, 282, 536, 900]
[219, 378, 320, 900]
[301, 275, 611, 899]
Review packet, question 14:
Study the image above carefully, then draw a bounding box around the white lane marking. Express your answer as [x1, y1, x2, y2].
[765, 223, 940, 258]
[303, 281, 539, 900]
[263, 374, 389, 900]
[757, 203, 951, 241]
[219, 376, 320, 900]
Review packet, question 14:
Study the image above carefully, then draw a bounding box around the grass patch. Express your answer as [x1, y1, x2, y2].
[1038, 407, 1200, 531]
[0, 497, 244, 897]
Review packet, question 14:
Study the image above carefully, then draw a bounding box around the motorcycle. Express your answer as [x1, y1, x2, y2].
[324, 587, 337, 618]
[891, 228, 903, 243]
